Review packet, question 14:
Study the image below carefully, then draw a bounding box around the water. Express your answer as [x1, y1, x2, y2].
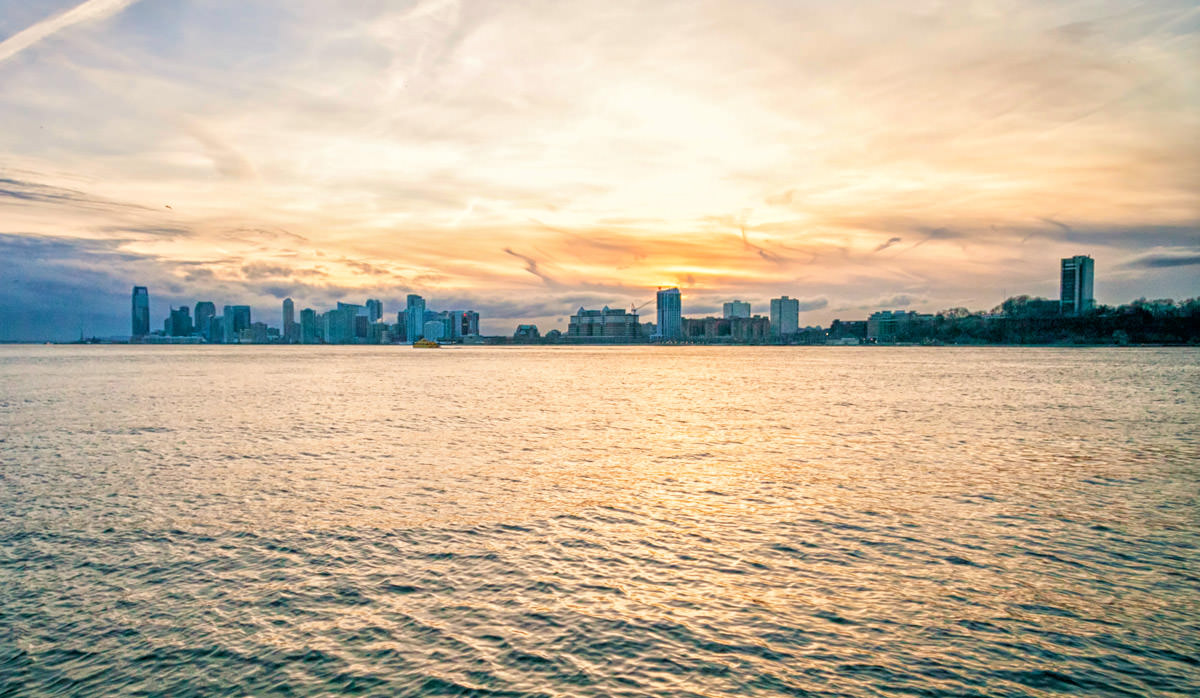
[1, 345, 1197, 697]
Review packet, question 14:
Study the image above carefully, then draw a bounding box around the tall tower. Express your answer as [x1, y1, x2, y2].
[299, 308, 317, 344]
[131, 286, 150, 338]
[194, 301, 215, 340]
[654, 287, 682, 340]
[365, 299, 383, 323]
[282, 298, 296, 343]
[405, 294, 426, 343]
[1060, 255, 1095, 316]
[770, 296, 800, 337]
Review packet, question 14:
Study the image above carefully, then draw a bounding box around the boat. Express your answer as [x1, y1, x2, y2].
[413, 338, 441, 348]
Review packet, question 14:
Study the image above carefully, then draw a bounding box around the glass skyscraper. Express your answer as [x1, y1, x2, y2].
[365, 299, 383, 323]
[655, 287, 682, 340]
[405, 294, 426, 343]
[194, 301, 215, 341]
[131, 286, 150, 338]
[282, 298, 296, 343]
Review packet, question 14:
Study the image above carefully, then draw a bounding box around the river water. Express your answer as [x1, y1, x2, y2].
[1, 345, 1197, 696]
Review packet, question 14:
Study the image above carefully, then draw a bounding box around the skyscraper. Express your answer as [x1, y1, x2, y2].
[194, 301, 215, 340]
[1060, 255, 1095, 316]
[168, 306, 192, 336]
[654, 287, 682, 340]
[323, 306, 357, 344]
[282, 298, 296, 343]
[723, 300, 751, 319]
[299, 308, 318, 344]
[365, 298, 383, 323]
[131, 286, 149, 338]
[222, 305, 251, 343]
[461, 310, 480, 336]
[405, 294, 426, 343]
[770, 296, 800, 337]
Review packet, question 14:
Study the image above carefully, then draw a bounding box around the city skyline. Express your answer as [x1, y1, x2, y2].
[95, 253, 1196, 346]
[2, 0, 1199, 341]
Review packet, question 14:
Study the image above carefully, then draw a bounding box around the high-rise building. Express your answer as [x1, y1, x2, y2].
[282, 298, 296, 343]
[769, 296, 800, 337]
[299, 308, 318, 344]
[422, 319, 445, 341]
[440, 310, 480, 340]
[365, 299, 383, 323]
[460, 310, 480, 337]
[723, 300, 751, 319]
[654, 288, 682, 340]
[207, 316, 223, 344]
[168, 306, 192, 336]
[1060, 255, 1095, 316]
[194, 302, 215, 339]
[322, 306, 358, 344]
[405, 294, 426, 343]
[131, 286, 150, 338]
[222, 305, 251, 343]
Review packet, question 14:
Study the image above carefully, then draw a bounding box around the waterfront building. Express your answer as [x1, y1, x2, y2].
[654, 288, 682, 340]
[282, 299, 296, 343]
[405, 295, 426, 343]
[514, 325, 540, 342]
[207, 315, 223, 344]
[131, 286, 150, 338]
[681, 315, 770, 342]
[194, 302, 215, 339]
[827, 319, 867, 342]
[222, 305, 251, 343]
[1060, 255, 1095, 316]
[239, 322, 270, 344]
[323, 306, 357, 344]
[365, 298, 383, 323]
[723, 300, 751, 319]
[368, 321, 390, 344]
[423, 319, 445, 341]
[451, 310, 480, 337]
[867, 310, 934, 342]
[168, 306, 192, 336]
[568, 306, 640, 340]
[769, 296, 800, 338]
[299, 308, 318, 344]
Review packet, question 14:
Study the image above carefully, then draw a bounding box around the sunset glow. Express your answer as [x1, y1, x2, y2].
[1, 0, 1197, 337]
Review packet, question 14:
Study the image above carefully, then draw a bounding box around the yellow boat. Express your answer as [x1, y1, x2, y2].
[413, 338, 441, 348]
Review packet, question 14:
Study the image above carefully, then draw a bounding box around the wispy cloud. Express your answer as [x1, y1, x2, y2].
[0, 0, 142, 64]
[1120, 250, 1200, 269]
[0, 0, 1197, 339]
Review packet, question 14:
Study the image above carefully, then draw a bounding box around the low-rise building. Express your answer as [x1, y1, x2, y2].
[567, 307, 640, 341]
[867, 310, 934, 342]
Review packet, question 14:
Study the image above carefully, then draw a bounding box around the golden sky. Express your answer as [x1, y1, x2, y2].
[1, 0, 1197, 337]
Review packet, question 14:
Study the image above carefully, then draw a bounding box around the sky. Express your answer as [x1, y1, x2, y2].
[1, 0, 1197, 340]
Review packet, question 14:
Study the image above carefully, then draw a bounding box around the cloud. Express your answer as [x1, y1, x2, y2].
[503, 247, 562, 288]
[1120, 251, 1200, 269]
[181, 120, 256, 180]
[0, 0, 1196, 336]
[794, 297, 829, 312]
[873, 237, 902, 253]
[0, 0, 143, 64]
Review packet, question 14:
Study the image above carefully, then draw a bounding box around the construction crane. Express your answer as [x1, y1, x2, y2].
[630, 300, 652, 315]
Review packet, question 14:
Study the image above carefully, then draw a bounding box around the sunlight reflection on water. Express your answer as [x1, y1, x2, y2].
[1, 345, 1197, 696]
